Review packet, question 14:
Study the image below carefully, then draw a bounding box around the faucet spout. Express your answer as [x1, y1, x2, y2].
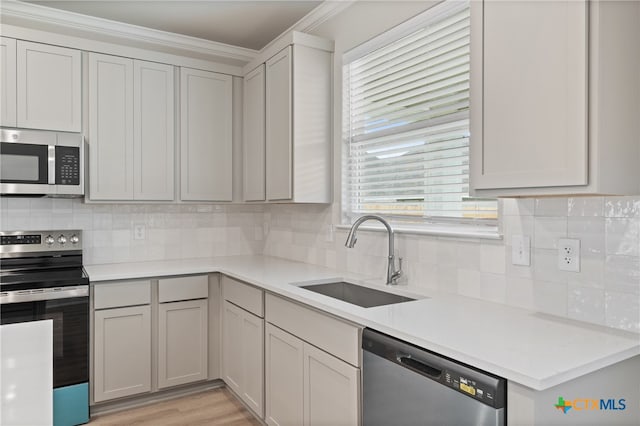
[344, 215, 402, 285]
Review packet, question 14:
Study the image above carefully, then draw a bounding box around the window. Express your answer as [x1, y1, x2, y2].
[343, 0, 497, 227]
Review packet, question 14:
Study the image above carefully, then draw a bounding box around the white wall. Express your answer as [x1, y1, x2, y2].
[261, 1, 640, 334]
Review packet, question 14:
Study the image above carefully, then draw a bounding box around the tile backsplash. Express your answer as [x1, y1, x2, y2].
[2, 196, 638, 333]
[0, 198, 265, 264]
[262, 197, 640, 334]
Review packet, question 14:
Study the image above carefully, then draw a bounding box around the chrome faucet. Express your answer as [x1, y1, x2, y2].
[345, 215, 402, 285]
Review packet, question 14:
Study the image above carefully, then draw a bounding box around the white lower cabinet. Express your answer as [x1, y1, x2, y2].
[221, 276, 264, 418]
[94, 305, 151, 402]
[222, 283, 265, 417]
[158, 299, 208, 389]
[265, 323, 359, 426]
[265, 323, 304, 426]
[265, 294, 361, 426]
[303, 343, 359, 426]
[93, 275, 212, 404]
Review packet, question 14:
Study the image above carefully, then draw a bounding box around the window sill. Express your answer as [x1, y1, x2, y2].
[335, 222, 502, 240]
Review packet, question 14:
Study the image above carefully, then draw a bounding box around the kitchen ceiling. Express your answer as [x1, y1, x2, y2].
[23, 0, 324, 50]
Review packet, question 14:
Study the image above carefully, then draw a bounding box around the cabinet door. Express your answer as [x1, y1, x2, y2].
[222, 301, 243, 394]
[0, 37, 16, 127]
[265, 323, 303, 426]
[471, 0, 587, 190]
[303, 343, 359, 426]
[265, 46, 293, 201]
[180, 68, 232, 201]
[134, 60, 174, 200]
[222, 301, 264, 417]
[16, 41, 81, 132]
[94, 306, 151, 402]
[158, 299, 208, 388]
[241, 309, 264, 417]
[243, 64, 266, 201]
[89, 53, 134, 200]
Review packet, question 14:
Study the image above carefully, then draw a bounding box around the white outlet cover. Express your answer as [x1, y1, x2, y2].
[134, 224, 146, 240]
[511, 235, 531, 266]
[557, 238, 580, 272]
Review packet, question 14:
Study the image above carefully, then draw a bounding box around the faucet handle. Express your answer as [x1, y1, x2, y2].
[391, 257, 404, 285]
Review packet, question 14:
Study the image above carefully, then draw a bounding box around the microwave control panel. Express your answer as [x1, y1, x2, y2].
[55, 146, 80, 185]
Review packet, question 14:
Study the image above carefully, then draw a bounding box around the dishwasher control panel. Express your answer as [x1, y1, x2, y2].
[444, 370, 498, 405]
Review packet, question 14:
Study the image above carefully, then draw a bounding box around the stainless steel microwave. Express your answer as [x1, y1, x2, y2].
[0, 128, 84, 196]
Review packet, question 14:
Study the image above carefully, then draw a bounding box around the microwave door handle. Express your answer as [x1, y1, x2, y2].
[48, 145, 55, 184]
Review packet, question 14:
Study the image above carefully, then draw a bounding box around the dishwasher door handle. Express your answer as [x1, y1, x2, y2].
[397, 355, 442, 378]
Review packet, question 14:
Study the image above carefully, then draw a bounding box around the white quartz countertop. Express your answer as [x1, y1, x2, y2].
[85, 255, 640, 391]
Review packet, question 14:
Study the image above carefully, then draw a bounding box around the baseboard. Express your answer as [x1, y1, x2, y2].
[90, 380, 225, 417]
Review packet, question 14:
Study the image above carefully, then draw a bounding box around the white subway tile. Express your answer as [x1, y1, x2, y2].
[480, 243, 506, 274]
[534, 217, 567, 249]
[605, 291, 640, 333]
[503, 215, 535, 244]
[604, 255, 640, 294]
[534, 198, 567, 216]
[568, 254, 604, 289]
[568, 197, 604, 217]
[605, 218, 640, 256]
[533, 248, 568, 284]
[567, 217, 605, 255]
[604, 196, 640, 218]
[457, 269, 482, 298]
[456, 242, 481, 271]
[533, 280, 568, 317]
[481, 273, 507, 304]
[506, 277, 535, 310]
[568, 284, 605, 325]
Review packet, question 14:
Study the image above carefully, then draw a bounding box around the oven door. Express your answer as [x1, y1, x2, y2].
[0, 288, 89, 388]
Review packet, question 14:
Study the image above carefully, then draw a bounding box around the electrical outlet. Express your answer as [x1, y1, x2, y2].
[511, 235, 530, 266]
[557, 238, 580, 272]
[134, 224, 146, 240]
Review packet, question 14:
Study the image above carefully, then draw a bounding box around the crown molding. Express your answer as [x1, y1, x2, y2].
[244, 0, 352, 73]
[292, 0, 357, 33]
[0, 0, 258, 64]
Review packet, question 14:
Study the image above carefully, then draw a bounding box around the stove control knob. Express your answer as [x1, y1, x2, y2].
[45, 235, 55, 245]
[70, 234, 80, 245]
[57, 235, 67, 245]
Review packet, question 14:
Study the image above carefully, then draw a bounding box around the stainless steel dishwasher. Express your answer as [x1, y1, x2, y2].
[362, 329, 506, 426]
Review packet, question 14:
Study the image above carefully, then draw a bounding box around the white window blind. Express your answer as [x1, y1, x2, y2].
[343, 0, 497, 223]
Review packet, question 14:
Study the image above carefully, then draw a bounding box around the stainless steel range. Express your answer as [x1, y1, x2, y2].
[0, 230, 89, 426]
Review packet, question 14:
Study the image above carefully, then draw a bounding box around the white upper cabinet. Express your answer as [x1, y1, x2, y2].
[180, 67, 233, 202]
[244, 32, 333, 204]
[0, 37, 17, 127]
[243, 64, 266, 202]
[265, 47, 293, 201]
[89, 53, 175, 201]
[133, 60, 175, 200]
[89, 53, 134, 200]
[16, 41, 81, 132]
[470, 0, 640, 197]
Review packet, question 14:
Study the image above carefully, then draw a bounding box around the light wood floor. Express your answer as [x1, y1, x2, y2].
[89, 388, 261, 425]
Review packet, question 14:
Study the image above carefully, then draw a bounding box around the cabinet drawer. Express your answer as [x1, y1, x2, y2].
[94, 280, 151, 309]
[222, 275, 263, 317]
[158, 275, 208, 303]
[265, 294, 360, 367]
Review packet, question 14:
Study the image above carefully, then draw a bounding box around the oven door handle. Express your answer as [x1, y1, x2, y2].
[0, 285, 88, 304]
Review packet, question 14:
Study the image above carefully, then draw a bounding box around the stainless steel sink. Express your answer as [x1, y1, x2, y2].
[299, 281, 416, 308]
